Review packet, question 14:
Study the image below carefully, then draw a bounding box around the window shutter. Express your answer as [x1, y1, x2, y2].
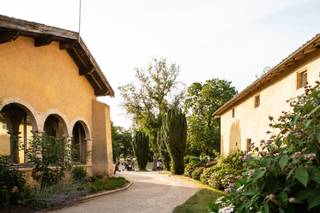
[303, 71, 308, 86]
[297, 72, 302, 89]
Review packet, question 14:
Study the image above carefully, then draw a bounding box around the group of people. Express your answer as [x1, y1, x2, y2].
[114, 159, 135, 174]
[114, 159, 164, 174]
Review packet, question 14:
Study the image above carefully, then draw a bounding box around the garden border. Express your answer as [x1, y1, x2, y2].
[38, 181, 133, 212]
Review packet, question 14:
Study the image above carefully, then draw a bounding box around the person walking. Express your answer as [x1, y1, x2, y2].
[114, 161, 120, 175]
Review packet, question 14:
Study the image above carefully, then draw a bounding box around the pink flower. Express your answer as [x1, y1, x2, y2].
[265, 194, 275, 202]
[291, 151, 302, 159]
[289, 197, 296, 203]
[303, 153, 316, 161]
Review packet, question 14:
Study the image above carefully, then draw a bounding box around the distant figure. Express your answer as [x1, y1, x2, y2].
[156, 160, 162, 170]
[114, 161, 120, 175]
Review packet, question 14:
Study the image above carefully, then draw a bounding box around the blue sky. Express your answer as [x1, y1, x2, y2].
[1, 0, 320, 128]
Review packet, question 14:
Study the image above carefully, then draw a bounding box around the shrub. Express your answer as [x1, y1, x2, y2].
[220, 150, 244, 170]
[200, 166, 216, 185]
[0, 156, 26, 206]
[191, 167, 204, 180]
[86, 177, 128, 193]
[27, 135, 72, 188]
[184, 163, 196, 177]
[23, 182, 85, 209]
[199, 151, 244, 191]
[71, 166, 87, 182]
[184, 155, 200, 165]
[207, 165, 239, 191]
[162, 107, 187, 175]
[132, 131, 149, 170]
[214, 82, 320, 212]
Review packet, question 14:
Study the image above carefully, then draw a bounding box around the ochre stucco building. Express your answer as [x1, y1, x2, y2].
[0, 15, 114, 176]
[214, 33, 320, 156]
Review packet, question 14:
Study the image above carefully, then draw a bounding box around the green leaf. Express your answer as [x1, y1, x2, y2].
[287, 169, 295, 180]
[308, 193, 320, 209]
[252, 168, 266, 182]
[279, 155, 289, 170]
[263, 203, 270, 213]
[279, 191, 288, 203]
[309, 167, 320, 184]
[294, 166, 309, 187]
[305, 119, 312, 128]
[242, 190, 257, 196]
[296, 188, 314, 200]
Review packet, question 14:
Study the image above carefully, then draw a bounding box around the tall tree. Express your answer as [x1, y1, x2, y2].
[132, 131, 149, 170]
[111, 123, 133, 162]
[184, 79, 237, 156]
[119, 58, 184, 157]
[162, 107, 187, 175]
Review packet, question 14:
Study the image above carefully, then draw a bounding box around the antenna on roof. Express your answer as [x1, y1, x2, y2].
[78, 0, 82, 42]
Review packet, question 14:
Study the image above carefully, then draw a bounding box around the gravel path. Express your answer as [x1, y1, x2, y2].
[51, 171, 199, 213]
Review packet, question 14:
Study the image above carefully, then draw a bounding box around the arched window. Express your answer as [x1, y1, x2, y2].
[0, 103, 37, 164]
[43, 114, 68, 138]
[72, 121, 88, 164]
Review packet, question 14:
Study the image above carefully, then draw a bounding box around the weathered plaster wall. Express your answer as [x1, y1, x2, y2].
[92, 101, 113, 176]
[0, 36, 116, 174]
[0, 36, 95, 135]
[221, 54, 320, 155]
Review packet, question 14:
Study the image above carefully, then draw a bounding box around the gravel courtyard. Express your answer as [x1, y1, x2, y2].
[51, 171, 199, 213]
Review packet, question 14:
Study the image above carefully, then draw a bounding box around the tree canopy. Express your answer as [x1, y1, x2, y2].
[184, 79, 237, 156]
[111, 123, 133, 161]
[119, 58, 184, 154]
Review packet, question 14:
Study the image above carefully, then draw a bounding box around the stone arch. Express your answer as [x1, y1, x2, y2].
[0, 98, 39, 132]
[71, 120, 90, 164]
[70, 118, 91, 140]
[43, 114, 69, 138]
[0, 101, 38, 163]
[40, 109, 71, 137]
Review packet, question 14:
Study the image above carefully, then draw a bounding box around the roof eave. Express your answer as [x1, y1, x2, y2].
[213, 33, 320, 117]
[0, 14, 114, 97]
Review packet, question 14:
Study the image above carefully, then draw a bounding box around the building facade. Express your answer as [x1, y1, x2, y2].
[0, 15, 114, 176]
[214, 34, 320, 156]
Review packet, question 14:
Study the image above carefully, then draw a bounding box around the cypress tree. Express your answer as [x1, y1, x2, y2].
[132, 131, 149, 170]
[162, 107, 187, 174]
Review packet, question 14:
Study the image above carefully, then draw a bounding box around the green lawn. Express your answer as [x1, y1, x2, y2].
[173, 189, 224, 213]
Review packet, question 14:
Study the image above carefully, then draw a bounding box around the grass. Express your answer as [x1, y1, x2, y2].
[85, 176, 128, 193]
[173, 189, 224, 213]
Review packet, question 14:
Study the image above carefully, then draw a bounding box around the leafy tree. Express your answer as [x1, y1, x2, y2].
[119, 58, 184, 161]
[111, 123, 133, 162]
[162, 107, 187, 175]
[132, 131, 149, 170]
[184, 79, 236, 156]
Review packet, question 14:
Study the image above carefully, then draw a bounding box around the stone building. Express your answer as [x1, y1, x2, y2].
[0, 15, 114, 176]
[214, 33, 320, 155]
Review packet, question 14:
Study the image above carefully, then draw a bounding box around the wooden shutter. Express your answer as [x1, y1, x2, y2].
[302, 71, 308, 87]
[297, 72, 302, 89]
